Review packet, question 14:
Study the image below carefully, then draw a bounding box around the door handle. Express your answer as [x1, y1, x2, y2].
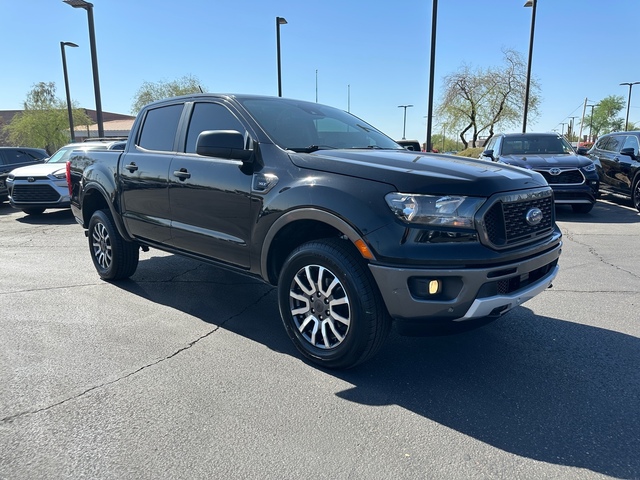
[173, 168, 191, 180]
[125, 163, 138, 172]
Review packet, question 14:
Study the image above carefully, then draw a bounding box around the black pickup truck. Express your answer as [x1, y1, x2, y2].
[68, 94, 562, 369]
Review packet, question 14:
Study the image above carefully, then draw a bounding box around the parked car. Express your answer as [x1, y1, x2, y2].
[6, 140, 126, 215]
[587, 131, 640, 212]
[396, 139, 422, 151]
[480, 132, 599, 213]
[0, 147, 48, 201]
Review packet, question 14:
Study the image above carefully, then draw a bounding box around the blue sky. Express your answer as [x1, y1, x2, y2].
[2, 0, 639, 144]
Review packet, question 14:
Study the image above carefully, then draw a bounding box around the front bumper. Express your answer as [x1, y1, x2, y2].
[368, 242, 560, 328]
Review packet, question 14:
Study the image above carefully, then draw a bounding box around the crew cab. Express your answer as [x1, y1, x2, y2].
[68, 94, 562, 369]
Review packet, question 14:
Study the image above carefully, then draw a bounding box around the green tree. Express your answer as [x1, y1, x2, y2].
[583, 96, 626, 138]
[436, 49, 540, 149]
[3, 82, 92, 153]
[130, 75, 206, 114]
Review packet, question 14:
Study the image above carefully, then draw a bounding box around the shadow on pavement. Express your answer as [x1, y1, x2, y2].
[555, 196, 639, 224]
[14, 209, 75, 225]
[110, 253, 639, 479]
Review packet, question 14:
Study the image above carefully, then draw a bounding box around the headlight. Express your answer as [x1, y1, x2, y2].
[582, 162, 596, 172]
[385, 193, 485, 228]
[52, 169, 66, 179]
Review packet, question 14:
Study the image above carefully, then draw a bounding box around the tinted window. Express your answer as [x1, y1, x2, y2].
[621, 135, 639, 156]
[2, 149, 43, 165]
[185, 103, 245, 154]
[138, 104, 183, 151]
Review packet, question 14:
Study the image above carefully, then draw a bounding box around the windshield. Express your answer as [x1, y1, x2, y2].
[239, 97, 403, 152]
[46, 145, 106, 163]
[501, 135, 575, 156]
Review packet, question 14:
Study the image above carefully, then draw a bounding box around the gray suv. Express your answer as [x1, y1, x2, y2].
[6, 140, 125, 215]
[0, 147, 48, 200]
[587, 131, 640, 212]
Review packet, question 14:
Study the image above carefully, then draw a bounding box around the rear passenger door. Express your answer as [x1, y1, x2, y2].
[616, 135, 640, 195]
[120, 102, 184, 244]
[167, 101, 254, 269]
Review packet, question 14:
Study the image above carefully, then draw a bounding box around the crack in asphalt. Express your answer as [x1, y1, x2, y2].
[561, 228, 640, 281]
[1, 288, 275, 424]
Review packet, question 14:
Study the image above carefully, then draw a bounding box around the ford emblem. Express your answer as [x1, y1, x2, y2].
[549, 168, 561, 176]
[526, 207, 543, 226]
[27, 177, 35, 182]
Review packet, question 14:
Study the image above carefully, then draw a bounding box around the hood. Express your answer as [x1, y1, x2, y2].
[9, 162, 67, 177]
[289, 149, 547, 197]
[499, 153, 593, 169]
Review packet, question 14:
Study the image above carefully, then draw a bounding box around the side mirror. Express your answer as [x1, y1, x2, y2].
[576, 147, 589, 155]
[481, 149, 495, 161]
[196, 130, 252, 161]
[619, 147, 638, 160]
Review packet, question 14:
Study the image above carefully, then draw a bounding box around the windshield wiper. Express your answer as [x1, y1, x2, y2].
[288, 145, 337, 153]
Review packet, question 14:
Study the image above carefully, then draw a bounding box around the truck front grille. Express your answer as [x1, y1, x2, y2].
[479, 188, 555, 249]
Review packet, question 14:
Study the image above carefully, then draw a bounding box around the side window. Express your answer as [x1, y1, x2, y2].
[622, 135, 640, 156]
[137, 104, 183, 151]
[3, 149, 33, 165]
[484, 137, 496, 151]
[185, 103, 245, 154]
[609, 135, 625, 153]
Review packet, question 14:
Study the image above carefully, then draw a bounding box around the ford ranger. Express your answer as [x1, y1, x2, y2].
[67, 94, 562, 369]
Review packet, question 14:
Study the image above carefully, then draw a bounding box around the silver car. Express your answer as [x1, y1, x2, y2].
[6, 140, 125, 215]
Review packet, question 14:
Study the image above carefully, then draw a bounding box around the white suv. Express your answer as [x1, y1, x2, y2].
[6, 140, 125, 215]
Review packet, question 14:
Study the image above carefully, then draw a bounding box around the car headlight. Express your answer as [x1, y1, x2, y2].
[385, 193, 485, 228]
[7, 174, 15, 181]
[52, 169, 67, 179]
[582, 162, 596, 172]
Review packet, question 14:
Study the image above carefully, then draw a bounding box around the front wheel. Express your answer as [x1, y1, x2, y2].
[571, 203, 594, 213]
[88, 209, 139, 280]
[632, 177, 640, 213]
[278, 238, 391, 369]
[22, 207, 45, 215]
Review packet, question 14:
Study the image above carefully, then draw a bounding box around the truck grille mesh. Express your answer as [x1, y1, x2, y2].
[481, 189, 554, 249]
[11, 185, 60, 202]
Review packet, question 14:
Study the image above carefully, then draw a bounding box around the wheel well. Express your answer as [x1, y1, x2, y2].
[266, 219, 357, 285]
[81, 188, 110, 226]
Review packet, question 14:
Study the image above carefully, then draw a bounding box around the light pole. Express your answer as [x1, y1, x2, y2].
[276, 16, 287, 97]
[620, 82, 640, 131]
[522, 0, 537, 133]
[586, 104, 597, 141]
[425, 0, 438, 152]
[60, 41, 78, 142]
[63, 0, 104, 138]
[569, 116, 578, 141]
[560, 122, 567, 137]
[398, 105, 413, 140]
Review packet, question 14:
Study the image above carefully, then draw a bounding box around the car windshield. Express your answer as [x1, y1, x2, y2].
[501, 135, 574, 156]
[46, 145, 106, 163]
[239, 97, 403, 152]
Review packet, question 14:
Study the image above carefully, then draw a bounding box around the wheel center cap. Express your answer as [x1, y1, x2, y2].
[314, 299, 325, 313]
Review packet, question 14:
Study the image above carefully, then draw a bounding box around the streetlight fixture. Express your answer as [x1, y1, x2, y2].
[276, 16, 287, 97]
[522, 0, 537, 133]
[620, 81, 640, 131]
[63, 0, 104, 138]
[398, 105, 413, 140]
[60, 41, 79, 142]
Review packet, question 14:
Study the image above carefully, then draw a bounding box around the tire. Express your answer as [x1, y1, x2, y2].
[22, 207, 45, 215]
[88, 209, 139, 280]
[278, 238, 391, 369]
[571, 203, 594, 214]
[633, 177, 640, 213]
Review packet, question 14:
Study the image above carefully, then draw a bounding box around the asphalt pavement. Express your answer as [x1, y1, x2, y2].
[0, 195, 638, 480]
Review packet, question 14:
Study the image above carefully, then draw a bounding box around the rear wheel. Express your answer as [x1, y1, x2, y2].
[571, 203, 594, 213]
[632, 177, 640, 213]
[88, 209, 139, 280]
[22, 207, 45, 215]
[278, 238, 391, 369]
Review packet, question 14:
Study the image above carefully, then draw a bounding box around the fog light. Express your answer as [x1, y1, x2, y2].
[428, 280, 441, 295]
